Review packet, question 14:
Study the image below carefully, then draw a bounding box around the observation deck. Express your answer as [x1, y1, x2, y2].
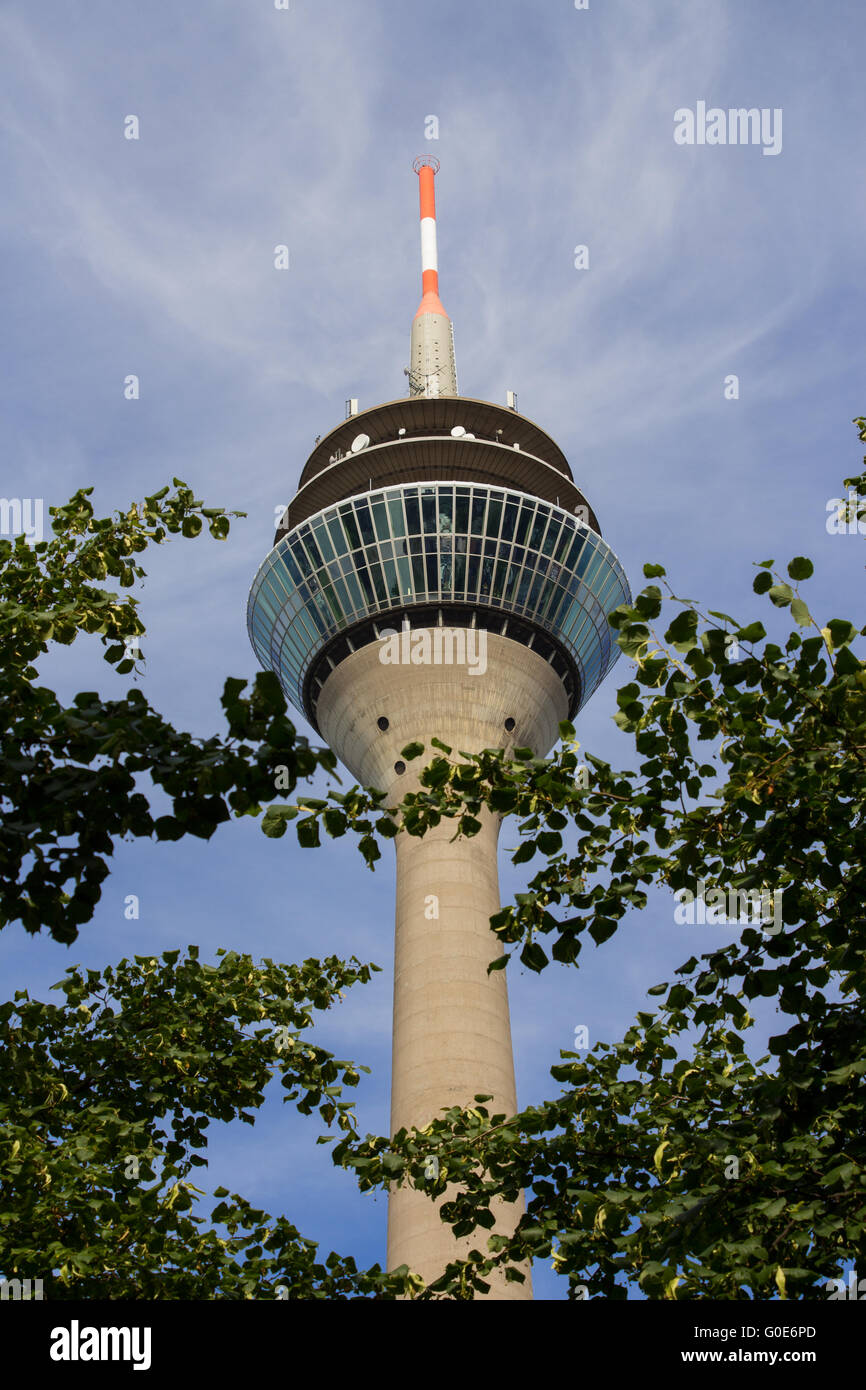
[276, 396, 599, 538]
[249, 471, 629, 732]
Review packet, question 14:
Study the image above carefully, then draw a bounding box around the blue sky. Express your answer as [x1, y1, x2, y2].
[1, 0, 864, 1300]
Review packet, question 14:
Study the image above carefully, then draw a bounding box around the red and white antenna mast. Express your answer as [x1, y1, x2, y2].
[408, 156, 458, 397]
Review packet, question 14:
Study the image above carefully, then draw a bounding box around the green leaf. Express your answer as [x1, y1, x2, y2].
[589, 918, 617, 945]
[400, 741, 425, 761]
[296, 818, 321, 849]
[537, 831, 562, 855]
[767, 583, 793, 608]
[826, 618, 857, 649]
[835, 645, 862, 675]
[665, 610, 699, 652]
[511, 840, 537, 864]
[653, 1140, 671, 1175]
[787, 557, 813, 580]
[154, 816, 184, 841]
[520, 941, 549, 973]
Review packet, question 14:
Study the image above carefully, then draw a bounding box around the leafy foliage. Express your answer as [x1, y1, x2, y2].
[0, 482, 336, 941]
[0, 947, 413, 1298]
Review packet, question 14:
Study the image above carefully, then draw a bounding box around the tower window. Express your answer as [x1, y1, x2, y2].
[377, 716, 390, 732]
[504, 717, 516, 732]
[394, 760, 407, 776]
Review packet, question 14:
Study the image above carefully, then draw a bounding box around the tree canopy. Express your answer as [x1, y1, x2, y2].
[2, 423, 864, 1298]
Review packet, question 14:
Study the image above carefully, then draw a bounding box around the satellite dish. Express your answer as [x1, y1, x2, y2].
[450, 425, 466, 438]
[463, 432, 476, 440]
[351, 433, 371, 453]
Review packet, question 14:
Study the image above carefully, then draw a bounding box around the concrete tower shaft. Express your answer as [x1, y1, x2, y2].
[315, 631, 568, 1295]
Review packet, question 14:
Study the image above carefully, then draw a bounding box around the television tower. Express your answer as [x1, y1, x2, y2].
[247, 157, 630, 1299]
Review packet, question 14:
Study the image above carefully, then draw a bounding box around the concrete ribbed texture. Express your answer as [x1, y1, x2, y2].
[316, 630, 568, 1298]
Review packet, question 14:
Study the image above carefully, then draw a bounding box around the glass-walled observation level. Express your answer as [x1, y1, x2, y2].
[248, 481, 631, 733]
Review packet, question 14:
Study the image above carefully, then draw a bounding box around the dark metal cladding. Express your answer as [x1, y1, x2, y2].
[276, 396, 599, 540]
